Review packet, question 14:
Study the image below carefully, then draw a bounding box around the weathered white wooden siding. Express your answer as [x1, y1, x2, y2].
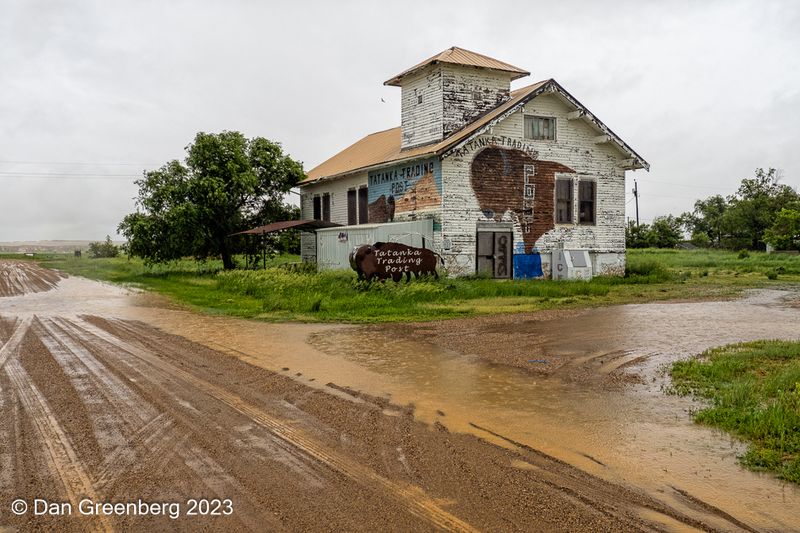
[299, 172, 367, 262]
[400, 67, 443, 149]
[441, 91, 630, 276]
[300, 172, 368, 225]
[441, 64, 512, 138]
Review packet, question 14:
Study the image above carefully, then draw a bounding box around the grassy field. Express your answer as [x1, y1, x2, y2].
[671, 341, 800, 484]
[13, 248, 800, 323]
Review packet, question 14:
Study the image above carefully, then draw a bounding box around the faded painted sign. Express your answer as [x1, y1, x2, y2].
[368, 158, 442, 223]
[471, 147, 574, 253]
[449, 135, 539, 159]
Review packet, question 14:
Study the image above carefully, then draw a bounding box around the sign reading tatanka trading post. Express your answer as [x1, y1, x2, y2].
[350, 242, 442, 282]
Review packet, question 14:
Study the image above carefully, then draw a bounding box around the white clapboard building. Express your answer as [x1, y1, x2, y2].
[299, 47, 648, 279]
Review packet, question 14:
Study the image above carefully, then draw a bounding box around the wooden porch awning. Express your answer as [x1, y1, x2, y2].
[231, 219, 341, 236]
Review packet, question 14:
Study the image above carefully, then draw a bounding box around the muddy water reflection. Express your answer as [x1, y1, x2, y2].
[3, 276, 799, 531]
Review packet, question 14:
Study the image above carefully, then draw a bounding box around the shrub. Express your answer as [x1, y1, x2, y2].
[88, 236, 120, 259]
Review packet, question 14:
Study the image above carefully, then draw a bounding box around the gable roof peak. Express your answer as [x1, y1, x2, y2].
[384, 46, 530, 86]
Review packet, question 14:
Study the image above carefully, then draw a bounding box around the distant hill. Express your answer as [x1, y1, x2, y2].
[0, 240, 125, 253]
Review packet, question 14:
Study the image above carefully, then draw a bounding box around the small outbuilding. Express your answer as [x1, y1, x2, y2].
[299, 47, 649, 278]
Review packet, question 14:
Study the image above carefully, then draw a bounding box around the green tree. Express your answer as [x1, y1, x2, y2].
[646, 215, 683, 248]
[625, 220, 650, 248]
[680, 194, 728, 247]
[764, 207, 800, 251]
[88, 235, 120, 258]
[119, 131, 305, 269]
[722, 168, 799, 250]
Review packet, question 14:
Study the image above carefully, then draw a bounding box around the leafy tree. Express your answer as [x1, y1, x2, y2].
[646, 215, 683, 248]
[626, 216, 683, 249]
[625, 220, 650, 248]
[680, 168, 799, 250]
[764, 208, 800, 251]
[119, 131, 305, 269]
[88, 235, 120, 258]
[722, 168, 799, 250]
[680, 194, 727, 247]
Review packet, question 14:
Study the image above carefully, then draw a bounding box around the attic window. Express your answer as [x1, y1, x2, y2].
[417, 94, 423, 104]
[524, 116, 556, 141]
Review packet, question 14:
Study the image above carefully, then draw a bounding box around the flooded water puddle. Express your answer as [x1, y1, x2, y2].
[3, 274, 800, 531]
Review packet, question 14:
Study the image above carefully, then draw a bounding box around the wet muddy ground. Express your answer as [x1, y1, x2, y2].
[1, 260, 799, 531]
[0, 260, 61, 297]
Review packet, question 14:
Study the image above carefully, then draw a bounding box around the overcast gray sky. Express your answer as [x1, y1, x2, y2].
[1, 0, 797, 241]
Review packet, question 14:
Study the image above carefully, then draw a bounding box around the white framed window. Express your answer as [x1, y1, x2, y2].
[554, 178, 597, 225]
[555, 178, 572, 223]
[524, 116, 556, 141]
[578, 180, 596, 225]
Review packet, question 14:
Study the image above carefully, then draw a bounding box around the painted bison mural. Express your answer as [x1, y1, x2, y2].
[350, 242, 442, 281]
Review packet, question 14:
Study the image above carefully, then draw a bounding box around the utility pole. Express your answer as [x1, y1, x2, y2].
[632, 179, 640, 226]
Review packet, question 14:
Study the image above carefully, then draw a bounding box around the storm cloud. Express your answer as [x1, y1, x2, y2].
[1, 0, 797, 240]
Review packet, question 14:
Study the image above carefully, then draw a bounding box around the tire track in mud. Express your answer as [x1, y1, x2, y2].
[0, 260, 61, 297]
[73, 317, 480, 533]
[3, 359, 111, 533]
[35, 316, 272, 532]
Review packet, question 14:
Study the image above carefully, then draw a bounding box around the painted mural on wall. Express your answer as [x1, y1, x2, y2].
[470, 146, 574, 253]
[367, 158, 442, 223]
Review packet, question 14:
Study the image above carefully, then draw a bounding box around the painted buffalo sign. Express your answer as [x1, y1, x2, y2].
[350, 242, 442, 281]
[470, 147, 574, 254]
[368, 158, 442, 223]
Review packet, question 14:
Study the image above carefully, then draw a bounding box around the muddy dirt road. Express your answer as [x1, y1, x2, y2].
[0, 260, 61, 297]
[0, 260, 798, 532]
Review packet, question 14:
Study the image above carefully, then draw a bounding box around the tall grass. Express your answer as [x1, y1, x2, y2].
[25, 248, 800, 322]
[216, 268, 617, 321]
[671, 341, 800, 483]
[631, 248, 800, 277]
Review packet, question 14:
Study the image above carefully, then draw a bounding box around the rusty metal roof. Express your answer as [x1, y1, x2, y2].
[384, 47, 529, 86]
[302, 81, 548, 184]
[302, 78, 650, 185]
[231, 219, 341, 236]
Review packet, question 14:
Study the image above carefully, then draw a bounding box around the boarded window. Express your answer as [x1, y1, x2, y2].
[556, 179, 573, 223]
[347, 189, 357, 225]
[358, 187, 368, 224]
[322, 193, 331, 222]
[579, 180, 596, 224]
[313, 196, 321, 221]
[524, 116, 556, 141]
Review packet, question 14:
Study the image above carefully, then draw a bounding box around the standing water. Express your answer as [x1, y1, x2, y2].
[3, 274, 799, 531]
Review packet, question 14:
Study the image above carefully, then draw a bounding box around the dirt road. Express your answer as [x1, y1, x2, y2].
[0, 260, 61, 297]
[0, 260, 791, 531]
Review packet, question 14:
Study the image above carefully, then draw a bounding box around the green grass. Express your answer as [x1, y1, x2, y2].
[11, 247, 799, 323]
[671, 341, 800, 484]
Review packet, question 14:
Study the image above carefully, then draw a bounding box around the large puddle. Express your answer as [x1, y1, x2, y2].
[3, 274, 799, 531]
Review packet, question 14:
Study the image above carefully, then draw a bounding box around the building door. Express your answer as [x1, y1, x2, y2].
[476, 231, 513, 279]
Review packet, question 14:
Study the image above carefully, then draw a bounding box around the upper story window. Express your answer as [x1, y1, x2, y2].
[524, 116, 556, 141]
[322, 193, 331, 222]
[347, 190, 357, 225]
[312, 195, 321, 221]
[358, 187, 368, 224]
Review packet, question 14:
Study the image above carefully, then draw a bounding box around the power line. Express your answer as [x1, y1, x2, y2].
[640, 178, 734, 191]
[0, 159, 157, 166]
[0, 171, 139, 177]
[0, 174, 138, 181]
